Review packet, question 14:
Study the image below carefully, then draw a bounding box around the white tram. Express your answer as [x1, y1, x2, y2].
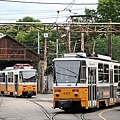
[0, 64, 37, 98]
[52, 53, 120, 111]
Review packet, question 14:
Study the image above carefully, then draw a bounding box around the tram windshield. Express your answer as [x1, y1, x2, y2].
[54, 60, 80, 83]
[19, 71, 37, 82]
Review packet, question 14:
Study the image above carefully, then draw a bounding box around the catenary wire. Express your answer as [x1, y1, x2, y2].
[0, 0, 98, 5]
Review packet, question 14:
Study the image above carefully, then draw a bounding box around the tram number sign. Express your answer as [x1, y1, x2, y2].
[63, 92, 70, 95]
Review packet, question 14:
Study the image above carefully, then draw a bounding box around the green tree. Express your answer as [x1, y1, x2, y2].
[18, 16, 40, 22]
[112, 35, 120, 62]
[97, 0, 120, 22]
[85, 0, 120, 22]
[15, 16, 41, 52]
[84, 0, 120, 62]
[85, 8, 100, 22]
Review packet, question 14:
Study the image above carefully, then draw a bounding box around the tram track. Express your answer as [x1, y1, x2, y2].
[31, 100, 57, 120]
[31, 100, 88, 120]
[73, 113, 86, 120]
[2, 96, 120, 120]
[32, 101, 52, 120]
[30, 98, 120, 120]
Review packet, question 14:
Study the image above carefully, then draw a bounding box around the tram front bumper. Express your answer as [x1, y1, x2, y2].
[22, 91, 36, 96]
[58, 99, 72, 109]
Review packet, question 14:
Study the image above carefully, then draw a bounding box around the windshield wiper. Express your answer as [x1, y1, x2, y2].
[55, 63, 78, 76]
[56, 71, 77, 78]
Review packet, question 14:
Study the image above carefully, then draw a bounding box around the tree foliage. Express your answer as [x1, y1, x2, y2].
[97, 0, 120, 22]
[85, 0, 120, 22]
[17, 16, 40, 22]
[84, 0, 120, 62]
[1, 14, 120, 64]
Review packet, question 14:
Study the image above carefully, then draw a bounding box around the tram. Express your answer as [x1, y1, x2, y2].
[52, 52, 120, 111]
[0, 64, 37, 98]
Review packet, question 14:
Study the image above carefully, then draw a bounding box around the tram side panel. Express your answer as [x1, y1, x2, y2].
[0, 71, 15, 96]
[96, 62, 117, 107]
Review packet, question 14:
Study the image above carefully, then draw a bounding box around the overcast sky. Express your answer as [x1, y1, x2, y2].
[0, 0, 98, 23]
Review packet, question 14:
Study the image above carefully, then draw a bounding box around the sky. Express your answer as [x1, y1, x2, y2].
[0, 0, 98, 23]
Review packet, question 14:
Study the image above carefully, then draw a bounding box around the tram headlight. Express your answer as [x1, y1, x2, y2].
[23, 86, 26, 90]
[54, 89, 61, 97]
[72, 89, 79, 97]
[55, 92, 59, 97]
[74, 92, 78, 97]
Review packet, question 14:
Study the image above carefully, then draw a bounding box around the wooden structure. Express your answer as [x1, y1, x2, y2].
[0, 34, 40, 70]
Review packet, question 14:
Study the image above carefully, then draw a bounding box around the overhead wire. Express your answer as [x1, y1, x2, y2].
[0, 0, 98, 5]
[55, 0, 76, 23]
[0, 0, 98, 22]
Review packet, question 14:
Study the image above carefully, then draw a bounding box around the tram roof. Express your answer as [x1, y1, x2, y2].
[53, 52, 119, 63]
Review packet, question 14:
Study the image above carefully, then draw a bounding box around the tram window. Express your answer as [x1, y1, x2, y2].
[114, 65, 119, 83]
[19, 72, 23, 82]
[98, 63, 103, 72]
[104, 74, 109, 83]
[80, 66, 86, 83]
[98, 63, 104, 83]
[8, 78, 13, 82]
[88, 68, 96, 84]
[80, 60, 86, 83]
[15, 75, 18, 83]
[0, 73, 5, 82]
[103, 64, 109, 83]
[8, 72, 13, 83]
[98, 63, 109, 83]
[104, 64, 109, 73]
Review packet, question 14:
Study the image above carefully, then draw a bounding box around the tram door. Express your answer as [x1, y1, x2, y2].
[14, 74, 18, 94]
[88, 67, 97, 108]
[110, 69, 114, 103]
[5, 74, 8, 94]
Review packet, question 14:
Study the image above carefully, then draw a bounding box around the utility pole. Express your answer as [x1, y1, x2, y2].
[68, 22, 71, 53]
[38, 32, 40, 54]
[81, 33, 84, 52]
[66, 23, 71, 53]
[66, 17, 71, 53]
[39, 25, 48, 93]
[43, 32, 48, 71]
[108, 19, 112, 58]
[42, 32, 48, 93]
[56, 39, 58, 58]
[37, 31, 40, 93]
